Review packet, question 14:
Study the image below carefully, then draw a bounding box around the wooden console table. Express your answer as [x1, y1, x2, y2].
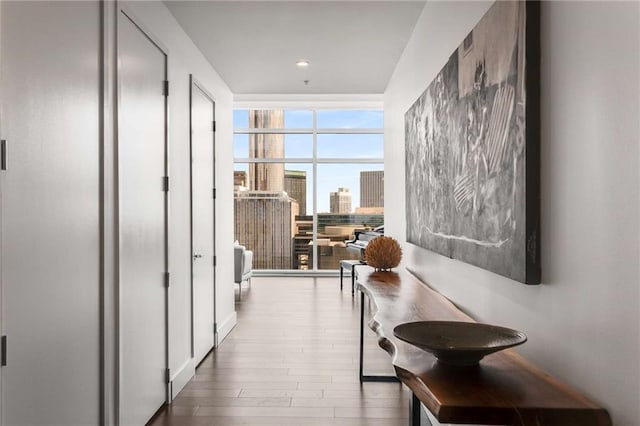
[356, 268, 611, 426]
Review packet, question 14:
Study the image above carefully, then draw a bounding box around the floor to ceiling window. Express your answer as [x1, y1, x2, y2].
[233, 108, 384, 272]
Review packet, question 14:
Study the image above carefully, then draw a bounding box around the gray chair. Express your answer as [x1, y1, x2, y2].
[234, 244, 253, 300]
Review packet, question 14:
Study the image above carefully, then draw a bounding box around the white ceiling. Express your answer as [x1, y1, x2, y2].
[164, 1, 426, 95]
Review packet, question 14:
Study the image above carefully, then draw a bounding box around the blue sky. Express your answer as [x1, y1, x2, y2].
[233, 109, 383, 129]
[233, 110, 384, 213]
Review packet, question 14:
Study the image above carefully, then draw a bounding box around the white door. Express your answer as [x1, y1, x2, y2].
[118, 9, 168, 426]
[191, 77, 216, 364]
[0, 2, 101, 425]
[0, 4, 3, 421]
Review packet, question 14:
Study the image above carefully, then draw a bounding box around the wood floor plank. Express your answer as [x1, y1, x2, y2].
[239, 389, 323, 399]
[324, 388, 410, 399]
[331, 374, 363, 384]
[191, 374, 332, 383]
[291, 397, 409, 408]
[195, 367, 289, 376]
[177, 389, 242, 398]
[288, 367, 357, 376]
[335, 406, 410, 419]
[207, 359, 355, 369]
[194, 406, 334, 418]
[173, 396, 292, 408]
[186, 381, 299, 390]
[298, 381, 402, 391]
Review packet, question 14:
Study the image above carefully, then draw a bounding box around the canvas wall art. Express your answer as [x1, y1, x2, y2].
[405, 1, 540, 284]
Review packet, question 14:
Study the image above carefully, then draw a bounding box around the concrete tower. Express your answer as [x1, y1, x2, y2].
[330, 187, 352, 213]
[248, 110, 284, 191]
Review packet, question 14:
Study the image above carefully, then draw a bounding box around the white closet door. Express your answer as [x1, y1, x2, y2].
[117, 9, 167, 426]
[0, 1, 101, 425]
[191, 79, 216, 364]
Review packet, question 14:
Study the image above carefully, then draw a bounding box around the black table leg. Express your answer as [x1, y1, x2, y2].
[359, 290, 400, 383]
[409, 392, 421, 426]
[351, 265, 356, 296]
[359, 290, 365, 380]
[340, 265, 344, 291]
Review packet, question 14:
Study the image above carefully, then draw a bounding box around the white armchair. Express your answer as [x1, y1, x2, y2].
[234, 243, 253, 300]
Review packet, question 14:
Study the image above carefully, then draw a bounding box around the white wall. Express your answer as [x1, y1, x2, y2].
[120, 1, 236, 398]
[385, 1, 639, 425]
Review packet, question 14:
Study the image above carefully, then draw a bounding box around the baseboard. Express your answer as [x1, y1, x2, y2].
[216, 311, 237, 346]
[170, 357, 195, 400]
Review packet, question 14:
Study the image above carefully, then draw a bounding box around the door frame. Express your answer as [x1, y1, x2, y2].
[115, 3, 171, 415]
[0, 4, 4, 424]
[101, 2, 117, 423]
[189, 74, 217, 355]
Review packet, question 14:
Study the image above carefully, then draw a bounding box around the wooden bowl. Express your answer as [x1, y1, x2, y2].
[393, 321, 527, 366]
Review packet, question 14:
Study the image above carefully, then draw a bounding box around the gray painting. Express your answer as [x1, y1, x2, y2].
[405, 1, 540, 284]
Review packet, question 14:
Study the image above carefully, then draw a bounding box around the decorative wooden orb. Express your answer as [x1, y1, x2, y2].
[364, 236, 402, 271]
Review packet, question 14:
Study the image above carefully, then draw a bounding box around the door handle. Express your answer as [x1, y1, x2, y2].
[193, 253, 203, 259]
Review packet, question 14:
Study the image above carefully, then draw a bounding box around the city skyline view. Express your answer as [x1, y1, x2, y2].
[233, 162, 384, 213]
[233, 109, 384, 271]
[233, 109, 384, 213]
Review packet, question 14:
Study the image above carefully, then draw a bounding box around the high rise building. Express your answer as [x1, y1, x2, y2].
[329, 187, 352, 213]
[292, 215, 313, 270]
[234, 189, 298, 269]
[360, 170, 384, 208]
[248, 110, 284, 191]
[234, 170, 247, 188]
[284, 170, 307, 215]
[234, 110, 296, 268]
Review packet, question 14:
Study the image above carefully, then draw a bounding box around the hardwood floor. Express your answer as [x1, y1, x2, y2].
[150, 276, 411, 425]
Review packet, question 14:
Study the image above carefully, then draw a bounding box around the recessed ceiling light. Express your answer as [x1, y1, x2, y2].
[296, 60, 310, 68]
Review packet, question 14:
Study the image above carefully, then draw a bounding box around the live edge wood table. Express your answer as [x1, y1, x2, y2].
[356, 268, 611, 426]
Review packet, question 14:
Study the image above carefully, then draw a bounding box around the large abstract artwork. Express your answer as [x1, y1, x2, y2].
[405, 1, 540, 284]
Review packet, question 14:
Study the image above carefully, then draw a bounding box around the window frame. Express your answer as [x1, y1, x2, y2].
[233, 107, 384, 274]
